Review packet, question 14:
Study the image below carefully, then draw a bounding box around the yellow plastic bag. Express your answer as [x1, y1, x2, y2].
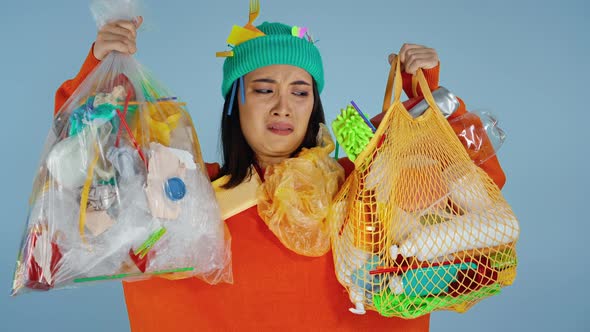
[329, 57, 520, 317]
[258, 124, 344, 256]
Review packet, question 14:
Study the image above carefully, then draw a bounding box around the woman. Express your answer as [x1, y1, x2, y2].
[54, 14, 505, 332]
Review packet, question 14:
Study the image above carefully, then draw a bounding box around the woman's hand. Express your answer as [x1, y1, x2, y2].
[387, 43, 439, 75]
[93, 16, 143, 60]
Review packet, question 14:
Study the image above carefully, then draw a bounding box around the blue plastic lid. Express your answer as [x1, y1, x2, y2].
[164, 177, 186, 201]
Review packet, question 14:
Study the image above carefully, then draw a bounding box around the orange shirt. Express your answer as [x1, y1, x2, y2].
[53, 45, 504, 331]
[123, 201, 430, 331]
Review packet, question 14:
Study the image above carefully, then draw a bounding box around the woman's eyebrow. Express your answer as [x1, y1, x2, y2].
[251, 78, 276, 83]
[250, 78, 311, 86]
[290, 80, 311, 86]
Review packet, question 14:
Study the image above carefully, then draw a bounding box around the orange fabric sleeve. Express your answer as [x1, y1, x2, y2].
[402, 63, 440, 98]
[54, 44, 101, 115]
[337, 157, 355, 178]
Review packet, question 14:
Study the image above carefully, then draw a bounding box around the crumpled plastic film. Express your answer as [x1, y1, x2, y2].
[257, 124, 345, 256]
[447, 110, 506, 166]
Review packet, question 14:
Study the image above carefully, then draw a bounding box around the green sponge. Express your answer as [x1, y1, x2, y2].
[332, 102, 375, 161]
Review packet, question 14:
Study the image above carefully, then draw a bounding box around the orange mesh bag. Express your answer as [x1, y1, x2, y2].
[329, 57, 519, 318]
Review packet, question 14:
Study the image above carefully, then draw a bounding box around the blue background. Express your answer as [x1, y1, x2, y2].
[0, 0, 587, 330]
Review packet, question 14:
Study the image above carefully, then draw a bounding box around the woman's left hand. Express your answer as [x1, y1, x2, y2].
[387, 43, 439, 75]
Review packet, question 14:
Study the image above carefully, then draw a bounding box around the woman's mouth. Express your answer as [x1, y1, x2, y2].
[267, 122, 294, 136]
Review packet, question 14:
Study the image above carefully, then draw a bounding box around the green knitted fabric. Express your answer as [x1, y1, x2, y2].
[221, 22, 324, 97]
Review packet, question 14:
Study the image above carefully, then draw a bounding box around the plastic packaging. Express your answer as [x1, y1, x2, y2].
[257, 124, 345, 257]
[389, 205, 519, 262]
[387, 261, 478, 297]
[407, 86, 459, 119]
[11, 0, 231, 296]
[448, 109, 506, 166]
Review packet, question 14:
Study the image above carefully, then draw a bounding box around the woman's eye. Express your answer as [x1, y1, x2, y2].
[255, 89, 273, 94]
[293, 91, 309, 97]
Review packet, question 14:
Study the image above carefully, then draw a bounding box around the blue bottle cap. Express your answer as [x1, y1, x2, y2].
[164, 177, 186, 201]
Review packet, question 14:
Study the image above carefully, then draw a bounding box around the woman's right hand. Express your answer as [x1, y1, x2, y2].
[93, 16, 143, 60]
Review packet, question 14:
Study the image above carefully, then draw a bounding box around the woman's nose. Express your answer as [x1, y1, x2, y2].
[271, 93, 291, 117]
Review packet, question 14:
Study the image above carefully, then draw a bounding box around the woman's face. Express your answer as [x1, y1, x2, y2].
[238, 65, 314, 167]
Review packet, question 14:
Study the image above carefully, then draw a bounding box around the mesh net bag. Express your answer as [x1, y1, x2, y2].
[11, 0, 232, 296]
[329, 57, 519, 318]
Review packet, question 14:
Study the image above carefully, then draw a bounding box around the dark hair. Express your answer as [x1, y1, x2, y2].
[219, 78, 325, 189]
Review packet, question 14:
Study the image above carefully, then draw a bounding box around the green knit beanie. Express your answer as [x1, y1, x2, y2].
[221, 22, 324, 97]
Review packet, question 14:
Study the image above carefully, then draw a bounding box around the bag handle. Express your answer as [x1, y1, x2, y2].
[381, 55, 402, 113]
[381, 56, 438, 114]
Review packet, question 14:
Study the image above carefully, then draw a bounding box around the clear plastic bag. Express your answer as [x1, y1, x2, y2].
[448, 109, 507, 166]
[11, 0, 231, 296]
